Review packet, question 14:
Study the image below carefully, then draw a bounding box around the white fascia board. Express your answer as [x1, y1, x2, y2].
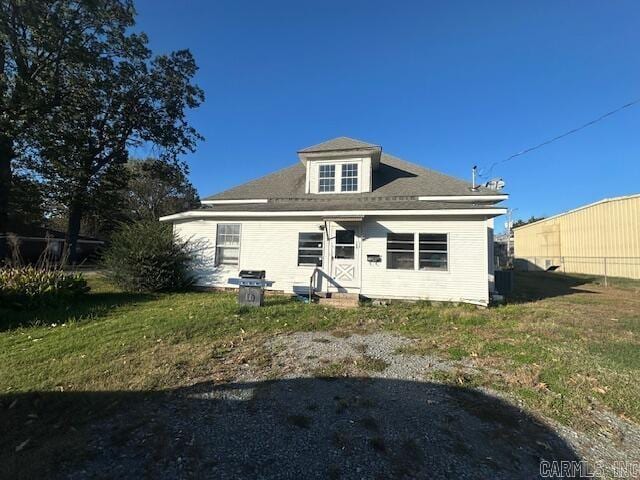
[160, 208, 508, 222]
[201, 199, 269, 205]
[418, 195, 509, 202]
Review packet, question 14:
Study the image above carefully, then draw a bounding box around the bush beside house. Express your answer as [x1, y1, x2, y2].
[101, 221, 195, 292]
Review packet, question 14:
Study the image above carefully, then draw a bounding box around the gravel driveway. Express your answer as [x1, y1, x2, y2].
[61, 332, 638, 479]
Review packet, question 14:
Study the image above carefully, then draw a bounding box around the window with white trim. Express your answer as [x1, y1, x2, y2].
[386, 233, 414, 269]
[341, 163, 358, 192]
[215, 224, 240, 266]
[318, 164, 335, 192]
[386, 232, 450, 271]
[419, 234, 448, 270]
[298, 232, 323, 266]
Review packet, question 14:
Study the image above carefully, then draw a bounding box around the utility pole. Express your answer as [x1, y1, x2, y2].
[506, 208, 518, 266]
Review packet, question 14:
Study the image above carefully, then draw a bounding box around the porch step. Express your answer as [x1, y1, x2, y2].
[329, 292, 358, 300]
[318, 293, 360, 309]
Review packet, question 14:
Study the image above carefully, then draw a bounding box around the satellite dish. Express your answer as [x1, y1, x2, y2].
[485, 178, 505, 191]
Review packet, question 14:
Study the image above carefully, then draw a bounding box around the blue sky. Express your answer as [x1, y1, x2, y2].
[134, 0, 639, 230]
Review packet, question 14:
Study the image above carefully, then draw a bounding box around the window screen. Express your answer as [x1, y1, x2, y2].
[419, 234, 448, 270]
[215, 224, 240, 266]
[298, 232, 323, 266]
[387, 233, 414, 269]
[335, 229, 355, 259]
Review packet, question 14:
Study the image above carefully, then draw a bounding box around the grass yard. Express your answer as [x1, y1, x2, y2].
[1, 271, 639, 477]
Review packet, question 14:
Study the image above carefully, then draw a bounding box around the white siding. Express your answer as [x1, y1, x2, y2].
[174, 218, 325, 293]
[361, 156, 372, 193]
[360, 217, 490, 305]
[173, 215, 491, 305]
[487, 218, 495, 292]
[305, 161, 314, 194]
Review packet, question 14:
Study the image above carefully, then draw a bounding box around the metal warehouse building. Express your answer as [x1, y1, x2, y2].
[513, 194, 640, 279]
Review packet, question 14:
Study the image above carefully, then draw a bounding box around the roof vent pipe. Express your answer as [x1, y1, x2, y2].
[471, 165, 478, 191]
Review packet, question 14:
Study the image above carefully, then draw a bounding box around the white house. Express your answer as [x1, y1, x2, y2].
[160, 137, 508, 306]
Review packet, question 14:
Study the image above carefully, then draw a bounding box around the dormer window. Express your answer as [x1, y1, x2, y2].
[341, 163, 358, 192]
[318, 164, 335, 192]
[299, 138, 381, 195]
[316, 162, 362, 194]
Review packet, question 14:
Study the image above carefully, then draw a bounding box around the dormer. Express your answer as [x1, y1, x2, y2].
[298, 137, 382, 194]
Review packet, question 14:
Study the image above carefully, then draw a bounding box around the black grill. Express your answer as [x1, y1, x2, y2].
[239, 270, 265, 279]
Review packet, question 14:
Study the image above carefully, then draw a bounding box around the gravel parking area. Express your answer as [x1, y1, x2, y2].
[61, 331, 639, 479]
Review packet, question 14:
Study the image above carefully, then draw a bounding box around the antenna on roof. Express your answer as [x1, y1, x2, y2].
[485, 178, 506, 191]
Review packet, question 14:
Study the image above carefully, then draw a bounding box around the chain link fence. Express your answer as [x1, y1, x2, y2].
[513, 256, 640, 285]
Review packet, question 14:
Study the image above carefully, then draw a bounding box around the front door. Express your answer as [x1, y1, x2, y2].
[330, 223, 360, 289]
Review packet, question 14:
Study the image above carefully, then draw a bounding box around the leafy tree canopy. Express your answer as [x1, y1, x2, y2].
[6, 0, 204, 262]
[513, 216, 546, 228]
[123, 158, 200, 221]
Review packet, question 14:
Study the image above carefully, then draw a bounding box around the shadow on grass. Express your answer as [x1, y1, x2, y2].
[1, 378, 582, 479]
[0, 291, 156, 332]
[509, 271, 599, 303]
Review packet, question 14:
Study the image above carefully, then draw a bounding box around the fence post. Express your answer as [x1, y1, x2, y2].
[603, 257, 608, 287]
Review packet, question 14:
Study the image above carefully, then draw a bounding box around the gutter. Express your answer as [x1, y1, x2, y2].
[160, 208, 508, 222]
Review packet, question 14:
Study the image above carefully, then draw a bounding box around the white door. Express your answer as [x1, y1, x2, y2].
[330, 223, 360, 289]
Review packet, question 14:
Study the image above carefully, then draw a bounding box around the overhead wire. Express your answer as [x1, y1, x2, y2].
[480, 97, 640, 179]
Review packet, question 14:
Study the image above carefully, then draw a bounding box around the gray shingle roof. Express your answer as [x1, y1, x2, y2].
[298, 136, 379, 153]
[200, 138, 505, 212]
[205, 156, 498, 200]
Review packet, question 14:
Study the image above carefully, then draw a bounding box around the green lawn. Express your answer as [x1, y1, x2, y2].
[1, 272, 639, 476]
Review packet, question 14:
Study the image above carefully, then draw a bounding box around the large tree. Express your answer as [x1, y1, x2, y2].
[28, 4, 203, 263]
[0, 0, 138, 259]
[123, 158, 200, 221]
[7, 171, 44, 228]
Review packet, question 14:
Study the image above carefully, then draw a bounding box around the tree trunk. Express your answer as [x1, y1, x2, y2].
[65, 197, 84, 265]
[0, 134, 13, 263]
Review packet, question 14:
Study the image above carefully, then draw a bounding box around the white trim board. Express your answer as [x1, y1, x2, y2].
[418, 195, 508, 202]
[160, 208, 507, 222]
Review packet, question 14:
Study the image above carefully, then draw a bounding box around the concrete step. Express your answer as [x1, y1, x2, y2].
[328, 292, 359, 300]
[318, 296, 360, 309]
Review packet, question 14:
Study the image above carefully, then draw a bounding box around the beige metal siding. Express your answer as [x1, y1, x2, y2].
[514, 195, 640, 278]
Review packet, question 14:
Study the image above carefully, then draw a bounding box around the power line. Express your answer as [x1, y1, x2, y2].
[480, 97, 640, 179]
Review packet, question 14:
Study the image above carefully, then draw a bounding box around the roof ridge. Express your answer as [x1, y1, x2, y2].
[298, 136, 380, 153]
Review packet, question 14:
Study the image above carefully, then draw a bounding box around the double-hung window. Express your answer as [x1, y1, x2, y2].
[341, 163, 358, 192]
[215, 224, 240, 266]
[386, 233, 415, 269]
[318, 165, 335, 192]
[387, 233, 449, 270]
[419, 234, 448, 270]
[298, 232, 323, 266]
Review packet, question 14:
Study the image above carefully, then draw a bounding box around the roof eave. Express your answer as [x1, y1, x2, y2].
[297, 146, 382, 169]
[160, 207, 507, 222]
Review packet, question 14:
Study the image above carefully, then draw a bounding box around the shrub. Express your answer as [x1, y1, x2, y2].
[0, 267, 90, 307]
[101, 221, 195, 292]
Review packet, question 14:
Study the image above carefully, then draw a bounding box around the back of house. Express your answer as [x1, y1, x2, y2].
[161, 137, 508, 306]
